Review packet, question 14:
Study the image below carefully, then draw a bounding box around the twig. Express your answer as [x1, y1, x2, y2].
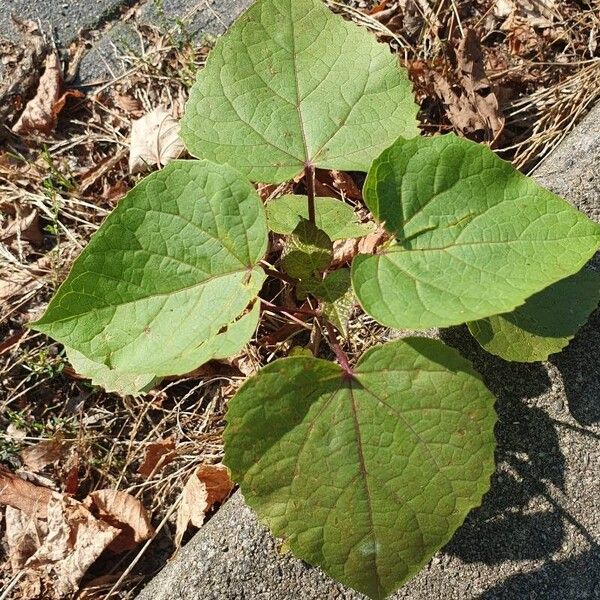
[260, 298, 320, 317]
[259, 262, 296, 285]
[304, 161, 316, 224]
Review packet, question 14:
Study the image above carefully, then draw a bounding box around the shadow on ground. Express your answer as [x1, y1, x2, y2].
[438, 309, 600, 598]
[479, 549, 600, 599]
[551, 308, 600, 426]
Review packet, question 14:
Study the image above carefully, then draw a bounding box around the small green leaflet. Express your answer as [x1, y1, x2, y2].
[181, 0, 419, 183]
[298, 268, 354, 335]
[352, 134, 600, 329]
[468, 268, 600, 362]
[225, 337, 496, 600]
[266, 195, 375, 241]
[282, 219, 332, 281]
[32, 161, 268, 384]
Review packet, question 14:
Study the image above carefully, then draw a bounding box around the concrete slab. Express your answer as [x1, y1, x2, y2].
[135, 103, 600, 600]
[0, 0, 129, 44]
[77, 0, 254, 83]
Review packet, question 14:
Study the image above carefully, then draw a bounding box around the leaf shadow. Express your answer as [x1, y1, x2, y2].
[438, 326, 566, 564]
[550, 307, 600, 426]
[478, 549, 600, 600]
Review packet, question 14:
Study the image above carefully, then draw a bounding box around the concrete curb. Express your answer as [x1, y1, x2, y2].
[136, 104, 600, 599]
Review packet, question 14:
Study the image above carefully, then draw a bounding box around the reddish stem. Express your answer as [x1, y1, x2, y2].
[324, 321, 354, 379]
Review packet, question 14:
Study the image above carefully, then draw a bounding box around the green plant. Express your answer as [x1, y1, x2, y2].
[31, 0, 600, 597]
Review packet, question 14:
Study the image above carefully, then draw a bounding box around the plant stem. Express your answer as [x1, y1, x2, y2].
[261, 298, 320, 317]
[305, 161, 316, 224]
[324, 321, 353, 379]
[259, 262, 296, 285]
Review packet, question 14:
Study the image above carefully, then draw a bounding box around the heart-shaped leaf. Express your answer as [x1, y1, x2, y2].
[63, 303, 261, 395]
[32, 161, 268, 381]
[352, 134, 600, 329]
[266, 195, 375, 241]
[224, 337, 496, 600]
[282, 219, 333, 280]
[181, 0, 419, 183]
[468, 268, 600, 362]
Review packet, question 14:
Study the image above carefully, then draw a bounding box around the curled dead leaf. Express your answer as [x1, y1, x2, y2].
[20, 438, 66, 471]
[128, 106, 185, 174]
[12, 52, 63, 136]
[331, 228, 389, 268]
[432, 30, 504, 142]
[84, 489, 154, 553]
[315, 169, 363, 202]
[175, 464, 233, 546]
[0, 466, 53, 518]
[137, 438, 176, 478]
[24, 493, 120, 597]
[5, 505, 47, 571]
[1, 207, 43, 246]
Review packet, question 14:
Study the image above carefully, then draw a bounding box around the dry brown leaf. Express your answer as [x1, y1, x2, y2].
[432, 30, 504, 143]
[175, 464, 233, 546]
[229, 352, 258, 377]
[20, 439, 66, 471]
[137, 438, 176, 478]
[84, 489, 154, 553]
[314, 169, 363, 201]
[52, 88, 85, 118]
[6, 422, 27, 441]
[112, 91, 143, 116]
[495, 0, 556, 28]
[25, 494, 120, 597]
[5, 506, 47, 571]
[0, 466, 53, 518]
[0, 254, 50, 303]
[1, 208, 43, 246]
[331, 229, 389, 268]
[330, 170, 363, 202]
[0, 18, 47, 128]
[128, 106, 185, 174]
[13, 51, 63, 135]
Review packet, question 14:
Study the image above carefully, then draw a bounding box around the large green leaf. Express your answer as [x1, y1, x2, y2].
[225, 337, 496, 599]
[267, 195, 375, 240]
[32, 160, 268, 380]
[468, 268, 600, 362]
[352, 134, 600, 329]
[181, 0, 419, 183]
